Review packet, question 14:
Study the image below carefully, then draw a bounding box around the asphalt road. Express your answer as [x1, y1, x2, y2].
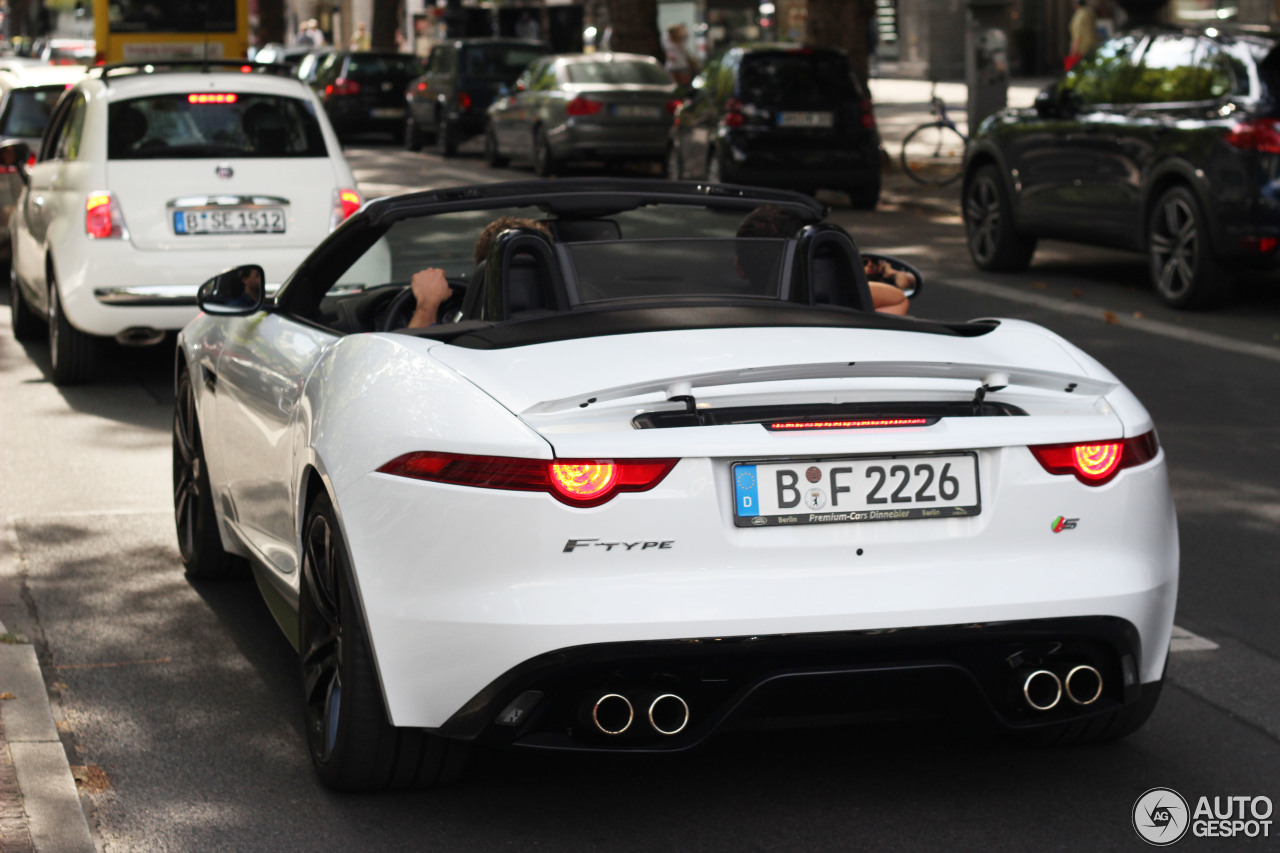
[1, 141, 1278, 852]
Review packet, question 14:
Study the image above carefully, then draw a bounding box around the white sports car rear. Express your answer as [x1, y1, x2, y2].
[174, 179, 1177, 791]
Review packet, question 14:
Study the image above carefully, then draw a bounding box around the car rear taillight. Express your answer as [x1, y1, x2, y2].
[85, 191, 127, 239]
[377, 452, 678, 507]
[93, 51, 105, 66]
[326, 77, 360, 97]
[724, 97, 745, 128]
[566, 95, 604, 117]
[666, 99, 682, 114]
[1028, 431, 1159, 486]
[457, 91, 473, 111]
[1224, 118, 1280, 153]
[330, 188, 361, 230]
[860, 97, 876, 129]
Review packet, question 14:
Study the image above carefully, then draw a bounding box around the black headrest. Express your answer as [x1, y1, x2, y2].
[789, 224, 874, 312]
[480, 228, 566, 321]
[459, 260, 487, 320]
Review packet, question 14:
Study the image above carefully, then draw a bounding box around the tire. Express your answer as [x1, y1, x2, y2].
[10, 273, 41, 342]
[964, 164, 1036, 272]
[847, 173, 882, 210]
[483, 126, 508, 168]
[47, 272, 98, 385]
[1147, 185, 1232, 309]
[666, 144, 682, 180]
[435, 115, 457, 157]
[299, 492, 468, 791]
[173, 368, 249, 580]
[403, 114, 426, 151]
[900, 121, 966, 186]
[532, 127, 557, 177]
[706, 148, 724, 184]
[1015, 677, 1164, 746]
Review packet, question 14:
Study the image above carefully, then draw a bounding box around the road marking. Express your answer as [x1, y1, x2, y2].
[944, 275, 1280, 364]
[1170, 624, 1219, 652]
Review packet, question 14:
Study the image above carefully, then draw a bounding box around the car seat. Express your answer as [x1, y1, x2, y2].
[789, 224, 874, 311]
[241, 102, 291, 156]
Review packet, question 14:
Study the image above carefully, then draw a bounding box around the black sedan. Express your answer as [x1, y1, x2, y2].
[313, 51, 422, 141]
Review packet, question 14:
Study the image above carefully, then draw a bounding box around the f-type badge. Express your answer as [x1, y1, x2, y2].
[215, 163, 234, 179]
[564, 538, 674, 552]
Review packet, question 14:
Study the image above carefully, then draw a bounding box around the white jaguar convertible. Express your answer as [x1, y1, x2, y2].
[173, 179, 1178, 791]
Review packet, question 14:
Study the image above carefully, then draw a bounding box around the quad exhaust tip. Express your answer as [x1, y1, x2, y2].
[1065, 664, 1103, 706]
[648, 693, 690, 736]
[1022, 669, 1062, 711]
[591, 693, 634, 735]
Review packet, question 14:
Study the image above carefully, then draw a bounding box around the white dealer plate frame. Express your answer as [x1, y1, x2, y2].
[733, 452, 981, 527]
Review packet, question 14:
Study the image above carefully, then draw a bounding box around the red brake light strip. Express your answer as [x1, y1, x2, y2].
[766, 418, 932, 431]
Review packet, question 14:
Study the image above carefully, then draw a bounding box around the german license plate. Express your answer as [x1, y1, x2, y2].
[733, 454, 980, 527]
[173, 208, 285, 235]
[371, 107, 405, 119]
[777, 111, 834, 128]
[613, 104, 661, 119]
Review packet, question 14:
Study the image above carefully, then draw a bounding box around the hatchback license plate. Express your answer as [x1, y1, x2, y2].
[733, 454, 980, 527]
[777, 111, 834, 128]
[174, 208, 285, 235]
[371, 107, 405, 119]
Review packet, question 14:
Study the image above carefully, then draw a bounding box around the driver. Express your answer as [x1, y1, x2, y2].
[407, 216, 552, 329]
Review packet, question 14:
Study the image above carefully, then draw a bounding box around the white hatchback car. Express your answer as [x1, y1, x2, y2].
[7, 62, 361, 384]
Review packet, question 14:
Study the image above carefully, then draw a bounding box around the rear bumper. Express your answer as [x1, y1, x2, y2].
[721, 136, 881, 191]
[335, 451, 1178, 732]
[552, 121, 671, 161]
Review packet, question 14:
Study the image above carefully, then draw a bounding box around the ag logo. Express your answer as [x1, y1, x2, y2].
[1133, 787, 1190, 845]
[1052, 516, 1078, 533]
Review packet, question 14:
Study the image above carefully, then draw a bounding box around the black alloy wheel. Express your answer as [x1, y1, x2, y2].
[404, 114, 426, 151]
[484, 125, 508, 168]
[299, 492, 467, 791]
[47, 271, 98, 385]
[172, 369, 248, 580]
[532, 127, 556, 177]
[9, 274, 41, 342]
[964, 164, 1036, 272]
[1147, 185, 1231, 309]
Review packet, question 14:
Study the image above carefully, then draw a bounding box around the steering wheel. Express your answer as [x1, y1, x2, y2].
[375, 282, 465, 332]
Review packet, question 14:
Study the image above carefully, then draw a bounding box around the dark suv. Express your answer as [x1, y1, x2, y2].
[405, 38, 550, 156]
[314, 51, 423, 141]
[964, 25, 1280, 309]
[667, 45, 882, 209]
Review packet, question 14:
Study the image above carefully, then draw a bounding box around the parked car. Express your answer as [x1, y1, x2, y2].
[6, 61, 360, 384]
[252, 42, 314, 69]
[0, 63, 89, 268]
[313, 51, 422, 141]
[964, 24, 1280, 309]
[176, 177, 1175, 791]
[293, 47, 333, 87]
[405, 37, 550, 156]
[484, 53, 678, 175]
[667, 45, 882, 209]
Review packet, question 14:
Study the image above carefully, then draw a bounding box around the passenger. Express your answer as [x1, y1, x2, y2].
[407, 216, 551, 328]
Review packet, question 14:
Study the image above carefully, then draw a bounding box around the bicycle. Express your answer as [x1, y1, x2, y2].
[900, 82, 967, 187]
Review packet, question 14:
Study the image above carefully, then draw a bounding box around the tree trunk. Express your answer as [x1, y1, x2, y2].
[257, 0, 285, 46]
[804, 0, 876, 83]
[606, 0, 661, 60]
[8, 0, 31, 38]
[372, 0, 400, 51]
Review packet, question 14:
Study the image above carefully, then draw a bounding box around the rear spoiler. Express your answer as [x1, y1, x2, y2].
[521, 361, 1117, 415]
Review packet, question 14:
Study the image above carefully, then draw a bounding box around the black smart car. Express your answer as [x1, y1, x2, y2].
[667, 45, 882, 209]
[405, 38, 550, 156]
[964, 24, 1280, 309]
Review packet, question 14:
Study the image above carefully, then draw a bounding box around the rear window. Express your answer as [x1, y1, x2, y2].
[346, 55, 421, 80]
[109, 0, 236, 33]
[107, 94, 328, 160]
[739, 52, 861, 107]
[462, 45, 547, 78]
[565, 60, 672, 86]
[0, 86, 66, 138]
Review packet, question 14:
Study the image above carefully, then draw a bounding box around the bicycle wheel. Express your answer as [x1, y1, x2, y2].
[900, 122, 967, 187]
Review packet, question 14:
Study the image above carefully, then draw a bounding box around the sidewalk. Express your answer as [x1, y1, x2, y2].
[866, 76, 1054, 215]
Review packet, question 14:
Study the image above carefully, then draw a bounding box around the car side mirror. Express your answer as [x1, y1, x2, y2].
[861, 252, 923, 301]
[0, 140, 31, 184]
[197, 264, 266, 315]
